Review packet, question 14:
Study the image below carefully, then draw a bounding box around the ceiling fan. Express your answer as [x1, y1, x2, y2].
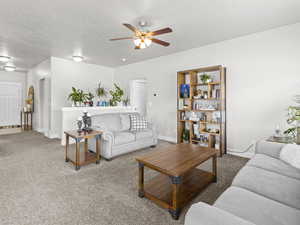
[110, 23, 172, 49]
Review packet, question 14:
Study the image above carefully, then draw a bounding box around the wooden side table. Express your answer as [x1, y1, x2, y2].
[20, 111, 33, 131]
[64, 130, 102, 170]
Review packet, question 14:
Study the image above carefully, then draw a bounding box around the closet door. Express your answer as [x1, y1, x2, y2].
[0, 82, 22, 126]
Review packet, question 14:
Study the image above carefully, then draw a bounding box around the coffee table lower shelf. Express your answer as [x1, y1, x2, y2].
[140, 168, 216, 219]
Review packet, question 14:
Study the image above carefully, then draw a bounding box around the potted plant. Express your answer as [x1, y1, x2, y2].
[284, 106, 300, 144]
[68, 87, 80, 106]
[68, 87, 88, 106]
[200, 74, 212, 84]
[86, 92, 94, 107]
[182, 129, 190, 143]
[109, 83, 124, 106]
[96, 82, 107, 106]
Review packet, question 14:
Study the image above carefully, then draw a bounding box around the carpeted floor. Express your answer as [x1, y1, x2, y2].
[0, 132, 248, 225]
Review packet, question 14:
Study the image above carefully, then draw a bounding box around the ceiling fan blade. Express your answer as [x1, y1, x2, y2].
[134, 46, 140, 50]
[110, 37, 133, 41]
[123, 23, 139, 34]
[151, 38, 170, 47]
[150, 27, 172, 36]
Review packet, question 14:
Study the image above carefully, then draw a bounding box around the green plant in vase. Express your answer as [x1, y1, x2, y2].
[68, 87, 81, 106]
[96, 82, 107, 99]
[200, 74, 212, 84]
[284, 106, 300, 144]
[86, 92, 94, 106]
[182, 129, 190, 143]
[109, 83, 124, 106]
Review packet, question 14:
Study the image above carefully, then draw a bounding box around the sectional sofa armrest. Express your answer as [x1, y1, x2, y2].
[255, 140, 285, 159]
[93, 126, 114, 142]
[185, 202, 256, 225]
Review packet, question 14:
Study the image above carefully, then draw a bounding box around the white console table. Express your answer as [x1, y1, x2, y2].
[61, 106, 136, 145]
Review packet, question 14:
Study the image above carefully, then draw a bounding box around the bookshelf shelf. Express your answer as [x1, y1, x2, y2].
[177, 65, 226, 156]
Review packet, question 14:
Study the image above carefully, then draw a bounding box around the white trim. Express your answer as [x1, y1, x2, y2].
[158, 135, 177, 143]
[48, 131, 60, 139]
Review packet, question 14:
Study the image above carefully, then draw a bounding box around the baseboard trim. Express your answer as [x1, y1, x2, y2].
[158, 135, 177, 143]
[48, 132, 60, 139]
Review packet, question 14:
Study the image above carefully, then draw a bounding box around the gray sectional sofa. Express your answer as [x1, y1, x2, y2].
[88, 113, 158, 160]
[185, 141, 300, 225]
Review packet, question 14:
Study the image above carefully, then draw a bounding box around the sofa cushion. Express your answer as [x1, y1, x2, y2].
[232, 166, 300, 209]
[113, 131, 135, 145]
[120, 114, 131, 131]
[130, 114, 148, 131]
[247, 154, 300, 180]
[185, 202, 255, 225]
[135, 129, 153, 140]
[92, 114, 122, 132]
[215, 186, 300, 225]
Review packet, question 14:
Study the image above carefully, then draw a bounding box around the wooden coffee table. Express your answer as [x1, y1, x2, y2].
[136, 143, 217, 220]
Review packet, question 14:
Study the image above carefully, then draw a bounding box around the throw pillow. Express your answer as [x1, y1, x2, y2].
[280, 144, 300, 169]
[120, 114, 131, 131]
[130, 114, 148, 131]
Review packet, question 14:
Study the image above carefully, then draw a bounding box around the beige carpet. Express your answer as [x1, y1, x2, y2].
[0, 132, 248, 225]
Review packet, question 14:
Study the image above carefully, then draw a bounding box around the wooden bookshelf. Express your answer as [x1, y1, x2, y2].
[177, 65, 226, 156]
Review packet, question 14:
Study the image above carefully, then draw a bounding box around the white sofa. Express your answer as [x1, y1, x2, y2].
[185, 141, 300, 225]
[88, 113, 158, 160]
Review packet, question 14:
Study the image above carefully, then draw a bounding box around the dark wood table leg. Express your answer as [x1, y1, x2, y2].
[213, 155, 217, 182]
[30, 112, 33, 130]
[95, 135, 100, 164]
[20, 111, 22, 130]
[84, 138, 88, 161]
[169, 176, 181, 220]
[65, 135, 69, 162]
[138, 162, 144, 198]
[75, 138, 80, 170]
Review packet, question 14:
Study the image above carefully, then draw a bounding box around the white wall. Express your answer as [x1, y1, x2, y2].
[0, 71, 27, 105]
[50, 57, 114, 138]
[27, 59, 51, 133]
[114, 23, 300, 156]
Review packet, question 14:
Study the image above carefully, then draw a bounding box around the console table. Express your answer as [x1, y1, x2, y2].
[20, 111, 33, 131]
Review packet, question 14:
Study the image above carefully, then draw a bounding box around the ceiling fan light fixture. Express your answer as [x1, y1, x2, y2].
[3, 64, 16, 72]
[139, 42, 146, 49]
[144, 38, 152, 47]
[133, 38, 141, 46]
[0, 56, 11, 63]
[72, 55, 84, 62]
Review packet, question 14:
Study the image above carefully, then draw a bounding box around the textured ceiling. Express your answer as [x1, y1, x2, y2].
[0, 0, 300, 70]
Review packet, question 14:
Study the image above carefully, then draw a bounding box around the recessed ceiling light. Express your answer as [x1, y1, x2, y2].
[0, 56, 11, 63]
[3, 65, 16, 72]
[121, 58, 126, 62]
[72, 55, 84, 62]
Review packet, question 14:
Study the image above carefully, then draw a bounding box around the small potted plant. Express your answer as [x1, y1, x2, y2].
[86, 92, 94, 107]
[182, 129, 190, 143]
[96, 82, 107, 106]
[68, 87, 80, 106]
[68, 87, 88, 107]
[109, 83, 124, 106]
[200, 74, 212, 84]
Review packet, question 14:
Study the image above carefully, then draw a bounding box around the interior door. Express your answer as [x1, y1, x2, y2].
[0, 82, 22, 126]
[130, 80, 147, 116]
